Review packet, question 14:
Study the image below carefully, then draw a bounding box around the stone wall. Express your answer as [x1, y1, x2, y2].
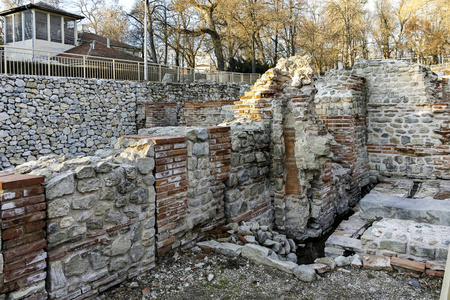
[136, 126, 231, 254]
[0, 75, 246, 170]
[230, 56, 357, 241]
[142, 103, 178, 127]
[184, 100, 236, 126]
[135, 83, 248, 129]
[13, 140, 157, 300]
[352, 60, 450, 180]
[316, 70, 370, 204]
[225, 122, 272, 225]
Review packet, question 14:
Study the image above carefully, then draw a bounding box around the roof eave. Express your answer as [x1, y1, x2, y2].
[0, 4, 85, 20]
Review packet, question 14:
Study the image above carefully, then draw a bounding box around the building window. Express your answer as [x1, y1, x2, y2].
[24, 10, 33, 40]
[14, 13, 23, 42]
[35, 11, 48, 40]
[50, 14, 61, 43]
[64, 18, 75, 45]
[5, 15, 13, 43]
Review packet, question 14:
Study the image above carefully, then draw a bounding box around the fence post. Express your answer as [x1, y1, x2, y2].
[159, 64, 162, 82]
[4, 50, 7, 75]
[83, 56, 86, 79]
[138, 62, 141, 81]
[113, 59, 116, 80]
[48, 53, 51, 76]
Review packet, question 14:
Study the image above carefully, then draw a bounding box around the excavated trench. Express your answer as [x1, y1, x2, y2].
[295, 184, 374, 264]
[295, 209, 355, 264]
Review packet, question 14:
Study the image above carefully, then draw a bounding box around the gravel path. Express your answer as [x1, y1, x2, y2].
[101, 252, 442, 300]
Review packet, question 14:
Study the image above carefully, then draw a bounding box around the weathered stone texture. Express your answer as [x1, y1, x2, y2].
[316, 70, 370, 205]
[230, 56, 359, 241]
[13, 139, 157, 299]
[0, 75, 247, 170]
[134, 125, 231, 254]
[352, 60, 450, 180]
[183, 100, 236, 126]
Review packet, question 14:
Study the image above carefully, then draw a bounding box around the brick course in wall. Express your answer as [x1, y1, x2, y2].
[206, 127, 231, 226]
[352, 60, 450, 180]
[151, 136, 188, 256]
[184, 101, 236, 126]
[142, 103, 178, 128]
[0, 173, 47, 300]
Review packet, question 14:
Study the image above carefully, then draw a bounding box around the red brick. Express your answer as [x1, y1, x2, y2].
[1, 194, 45, 211]
[167, 186, 187, 196]
[1, 207, 26, 219]
[155, 144, 173, 152]
[425, 269, 445, 277]
[22, 186, 44, 197]
[157, 236, 176, 248]
[25, 203, 46, 214]
[4, 230, 46, 250]
[361, 255, 392, 271]
[3, 227, 24, 240]
[106, 220, 133, 232]
[0, 190, 22, 201]
[4, 261, 46, 282]
[3, 239, 47, 262]
[24, 220, 46, 234]
[391, 257, 425, 273]
[48, 250, 67, 261]
[0, 174, 44, 190]
[2, 211, 46, 229]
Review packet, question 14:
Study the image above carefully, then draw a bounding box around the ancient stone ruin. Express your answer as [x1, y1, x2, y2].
[0, 56, 448, 299]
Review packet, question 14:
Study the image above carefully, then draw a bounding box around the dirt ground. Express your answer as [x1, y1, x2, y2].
[101, 251, 443, 300]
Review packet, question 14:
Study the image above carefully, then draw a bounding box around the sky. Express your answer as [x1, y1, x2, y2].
[118, 0, 134, 12]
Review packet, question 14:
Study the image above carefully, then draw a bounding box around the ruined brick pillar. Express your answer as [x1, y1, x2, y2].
[206, 126, 231, 226]
[143, 103, 178, 128]
[316, 72, 370, 205]
[0, 173, 47, 300]
[152, 137, 189, 255]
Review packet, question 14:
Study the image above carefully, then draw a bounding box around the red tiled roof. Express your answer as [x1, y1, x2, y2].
[79, 32, 140, 51]
[62, 41, 143, 62]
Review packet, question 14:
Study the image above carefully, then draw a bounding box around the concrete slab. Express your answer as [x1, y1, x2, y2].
[360, 193, 450, 226]
[360, 218, 450, 262]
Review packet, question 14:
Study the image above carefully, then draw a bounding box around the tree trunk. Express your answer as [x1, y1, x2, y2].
[252, 34, 256, 73]
[210, 31, 225, 71]
[256, 31, 265, 63]
[274, 30, 278, 64]
[148, 14, 158, 63]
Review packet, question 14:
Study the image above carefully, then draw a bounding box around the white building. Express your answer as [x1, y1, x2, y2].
[0, 2, 84, 59]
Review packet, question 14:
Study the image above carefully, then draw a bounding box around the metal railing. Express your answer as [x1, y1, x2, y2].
[0, 46, 260, 84]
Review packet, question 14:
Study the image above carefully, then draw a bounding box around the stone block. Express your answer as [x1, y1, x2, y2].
[64, 254, 89, 277]
[293, 265, 317, 282]
[215, 243, 243, 257]
[46, 172, 75, 200]
[379, 240, 407, 254]
[47, 198, 70, 218]
[360, 194, 450, 226]
[77, 178, 102, 193]
[361, 254, 392, 271]
[410, 243, 435, 259]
